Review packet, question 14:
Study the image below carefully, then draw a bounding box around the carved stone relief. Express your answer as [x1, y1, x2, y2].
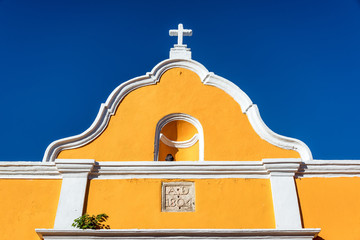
[161, 182, 195, 212]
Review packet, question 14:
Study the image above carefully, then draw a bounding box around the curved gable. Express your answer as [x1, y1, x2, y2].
[44, 59, 311, 162]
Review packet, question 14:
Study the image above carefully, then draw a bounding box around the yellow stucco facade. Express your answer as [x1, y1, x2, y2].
[85, 178, 275, 229]
[1, 29, 360, 240]
[2, 176, 360, 239]
[296, 177, 360, 239]
[57, 68, 299, 162]
[158, 120, 199, 161]
[0, 179, 61, 240]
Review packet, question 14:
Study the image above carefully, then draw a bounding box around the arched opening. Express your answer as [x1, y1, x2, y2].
[159, 120, 199, 161]
[154, 113, 204, 161]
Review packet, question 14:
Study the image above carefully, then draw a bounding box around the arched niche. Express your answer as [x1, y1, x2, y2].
[154, 113, 204, 161]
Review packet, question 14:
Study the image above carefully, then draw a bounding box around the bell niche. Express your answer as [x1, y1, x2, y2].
[154, 113, 204, 161]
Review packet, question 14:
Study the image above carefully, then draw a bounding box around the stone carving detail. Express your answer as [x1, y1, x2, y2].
[162, 182, 195, 212]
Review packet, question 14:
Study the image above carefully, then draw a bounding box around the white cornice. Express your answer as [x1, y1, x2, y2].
[0, 162, 60, 179]
[90, 161, 268, 179]
[263, 158, 302, 177]
[36, 228, 320, 239]
[42, 58, 313, 162]
[297, 160, 360, 177]
[55, 159, 95, 178]
[2, 160, 360, 179]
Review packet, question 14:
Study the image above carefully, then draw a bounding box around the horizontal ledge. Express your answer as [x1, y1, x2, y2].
[90, 174, 269, 179]
[0, 162, 60, 179]
[296, 160, 360, 177]
[2, 160, 360, 179]
[94, 161, 265, 166]
[91, 161, 268, 179]
[36, 228, 321, 239]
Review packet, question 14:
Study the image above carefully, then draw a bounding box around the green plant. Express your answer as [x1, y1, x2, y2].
[72, 213, 110, 229]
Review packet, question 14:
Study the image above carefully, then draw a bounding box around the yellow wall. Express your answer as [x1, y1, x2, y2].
[159, 120, 199, 161]
[58, 68, 299, 161]
[158, 141, 199, 161]
[0, 179, 61, 240]
[161, 120, 197, 141]
[85, 178, 275, 229]
[296, 177, 360, 240]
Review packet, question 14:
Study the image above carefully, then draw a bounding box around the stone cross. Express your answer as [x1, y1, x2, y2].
[169, 23, 192, 46]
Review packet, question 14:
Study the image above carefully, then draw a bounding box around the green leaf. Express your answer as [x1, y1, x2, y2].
[72, 213, 110, 230]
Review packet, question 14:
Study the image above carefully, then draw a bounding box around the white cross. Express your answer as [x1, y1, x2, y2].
[169, 23, 192, 46]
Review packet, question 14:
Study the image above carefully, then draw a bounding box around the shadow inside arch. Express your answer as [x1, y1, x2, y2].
[314, 236, 325, 240]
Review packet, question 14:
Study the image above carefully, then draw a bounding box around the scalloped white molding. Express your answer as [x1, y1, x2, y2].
[42, 58, 312, 162]
[154, 113, 204, 161]
[246, 105, 312, 161]
[160, 133, 199, 148]
[36, 228, 320, 240]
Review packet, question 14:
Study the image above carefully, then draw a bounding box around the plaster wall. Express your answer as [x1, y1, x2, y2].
[85, 178, 275, 229]
[0, 179, 61, 240]
[158, 141, 199, 161]
[58, 68, 299, 161]
[296, 177, 360, 240]
[161, 120, 197, 141]
[158, 120, 199, 161]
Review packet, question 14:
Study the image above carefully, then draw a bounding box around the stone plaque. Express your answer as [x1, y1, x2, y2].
[162, 182, 195, 212]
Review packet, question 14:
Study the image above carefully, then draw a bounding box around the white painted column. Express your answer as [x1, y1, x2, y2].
[54, 159, 95, 229]
[263, 158, 302, 229]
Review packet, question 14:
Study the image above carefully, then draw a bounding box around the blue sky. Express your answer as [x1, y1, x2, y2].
[0, 0, 359, 161]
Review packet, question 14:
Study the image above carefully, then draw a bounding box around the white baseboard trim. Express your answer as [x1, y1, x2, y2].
[36, 228, 320, 240]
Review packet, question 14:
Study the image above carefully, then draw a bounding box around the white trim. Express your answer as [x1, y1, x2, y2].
[202, 72, 252, 113]
[264, 159, 302, 229]
[154, 113, 204, 161]
[160, 133, 199, 148]
[36, 228, 320, 240]
[263, 159, 302, 177]
[269, 176, 303, 229]
[0, 162, 61, 179]
[55, 159, 96, 177]
[90, 161, 268, 179]
[297, 160, 360, 177]
[170, 45, 191, 59]
[54, 159, 95, 229]
[2, 160, 360, 179]
[42, 58, 312, 162]
[246, 105, 312, 162]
